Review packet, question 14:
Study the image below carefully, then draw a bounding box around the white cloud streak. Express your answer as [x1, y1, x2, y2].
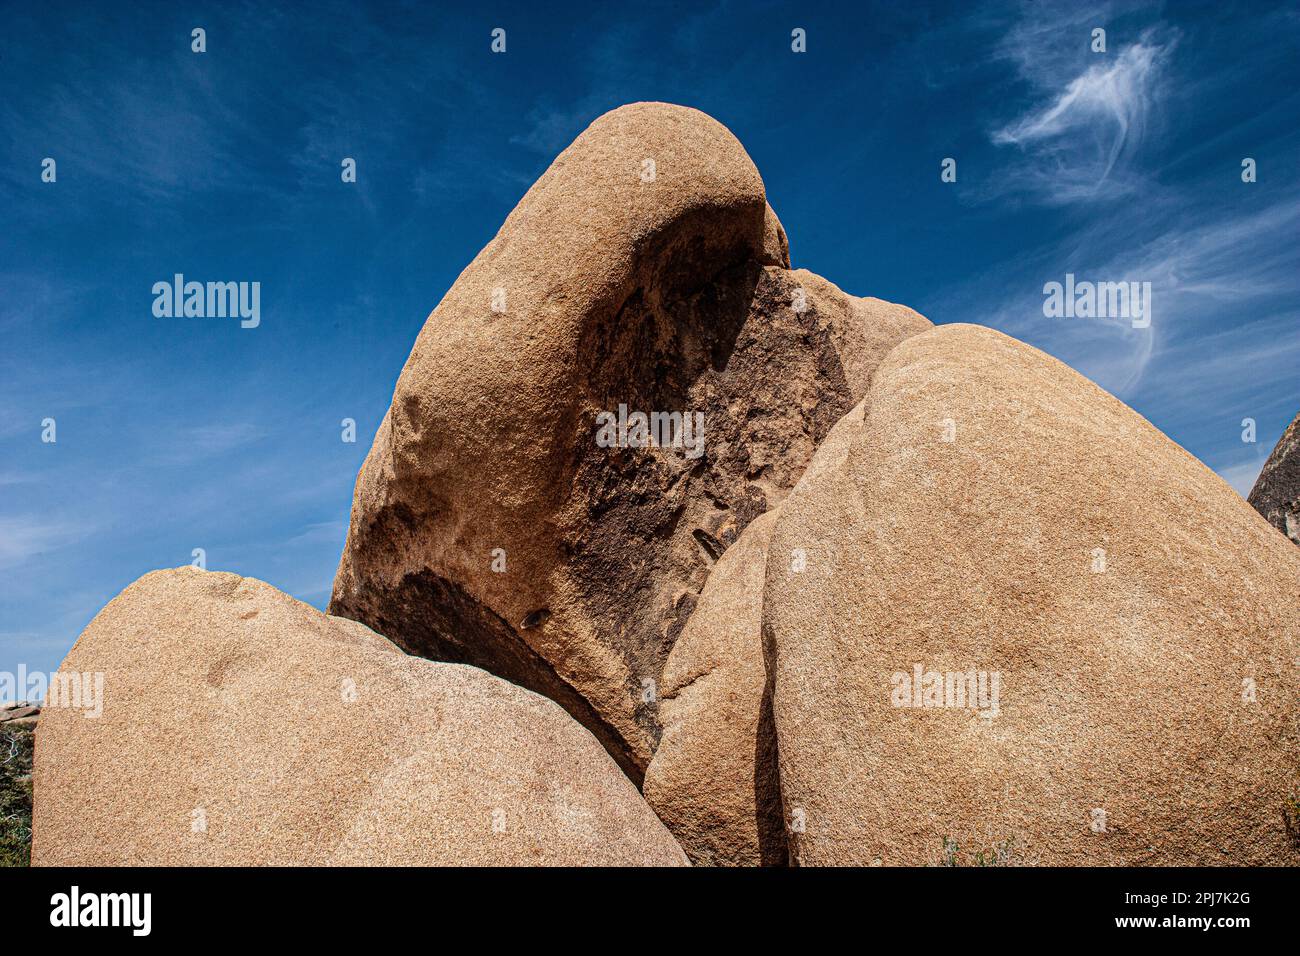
[990, 15, 1174, 205]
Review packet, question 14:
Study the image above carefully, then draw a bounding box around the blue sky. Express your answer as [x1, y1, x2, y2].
[3, 0, 1298, 683]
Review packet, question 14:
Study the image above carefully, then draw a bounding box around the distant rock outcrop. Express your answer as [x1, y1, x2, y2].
[1249, 411, 1300, 546]
[764, 324, 1300, 865]
[0, 703, 39, 727]
[32, 568, 687, 866]
[328, 102, 929, 779]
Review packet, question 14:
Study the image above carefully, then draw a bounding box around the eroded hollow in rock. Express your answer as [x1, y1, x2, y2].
[332, 205, 868, 782]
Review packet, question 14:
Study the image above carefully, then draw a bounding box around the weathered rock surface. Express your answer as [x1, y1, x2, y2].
[1249, 411, 1300, 546]
[32, 567, 688, 866]
[328, 101, 930, 777]
[0, 703, 40, 725]
[641, 401, 867, 867]
[643, 510, 783, 866]
[764, 323, 1300, 866]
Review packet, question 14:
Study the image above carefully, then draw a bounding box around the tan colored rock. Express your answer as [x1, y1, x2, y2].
[761, 203, 789, 267]
[1249, 411, 1300, 546]
[328, 101, 929, 777]
[644, 510, 783, 866]
[32, 567, 687, 866]
[765, 323, 1300, 866]
[641, 402, 870, 867]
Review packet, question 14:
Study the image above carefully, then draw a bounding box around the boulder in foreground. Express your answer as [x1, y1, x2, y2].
[32, 568, 688, 866]
[765, 324, 1300, 865]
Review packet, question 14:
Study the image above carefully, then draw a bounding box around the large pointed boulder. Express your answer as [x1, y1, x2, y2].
[32, 568, 687, 866]
[764, 324, 1300, 866]
[328, 102, 929, 776]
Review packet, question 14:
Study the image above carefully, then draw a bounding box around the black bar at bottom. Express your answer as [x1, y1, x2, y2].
[1, 866, 1287, 941]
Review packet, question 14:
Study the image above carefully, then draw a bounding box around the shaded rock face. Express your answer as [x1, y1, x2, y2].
[32, 568, 687, 866]
[643, 510, 784, 866]
[329, 102, 930, 778]
[1249, 412, 1300, 546]
[642, 402, 870, 867]
[764, 324, 1300, 866]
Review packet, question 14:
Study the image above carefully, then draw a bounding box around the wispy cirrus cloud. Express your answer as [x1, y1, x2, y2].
[983, 0, 1176, 207]
[926, 4, 1299, 502]
[992, 38, 1170, 203]
[148, 423, 267, 466]
[0, 515, 92, 571]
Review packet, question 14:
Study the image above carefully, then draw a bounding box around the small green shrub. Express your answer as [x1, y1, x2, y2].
[936, 834, 1021, 867]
